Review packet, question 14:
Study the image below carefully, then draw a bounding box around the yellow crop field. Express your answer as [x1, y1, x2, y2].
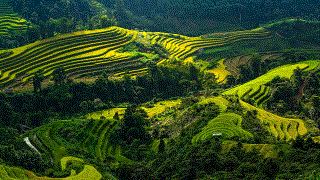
[0, 165, 30, 180]
[86, 108, 126, 120]
[0, 155, 102, 180]
[148, 27, 271, 63]
[0, 2, 28, 36]
[207, 58, 231, 83]
[60, 157, 84, 171]
[0, 26, 145, 88]
[240, 100, 307, 140]
[0, 25, 279, 88]
[313, 136, 320, 143]
[87, 99, 181, 120]
[141, 99, 181, 118]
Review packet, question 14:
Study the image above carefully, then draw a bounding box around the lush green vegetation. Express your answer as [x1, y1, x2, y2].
[2, 18, 320, 180]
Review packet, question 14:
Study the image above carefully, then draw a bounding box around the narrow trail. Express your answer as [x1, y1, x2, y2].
[23, 137, 41, 156]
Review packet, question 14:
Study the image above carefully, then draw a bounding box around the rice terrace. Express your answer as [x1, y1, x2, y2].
[2, 0, 320, 179]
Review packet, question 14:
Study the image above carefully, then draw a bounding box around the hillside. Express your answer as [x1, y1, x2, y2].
[1, 19, 320, 91]
[1, 19, 320, 180]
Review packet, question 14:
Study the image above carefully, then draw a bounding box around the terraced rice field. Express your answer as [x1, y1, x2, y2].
[0, 1, 28, 36]
[0, 164, 31, 179]
[79, 119, 122, 161]
[0, 26, 144, 88]
[221, 61, 319, 141]
[223, 53, 282, 76]
[0, 156, 102, 180]
[23, 121, 71, 165]
[26, 165, 102, 180]
[224, 55, 252, 76]
[23, 118, 134, 167]
[196, 94, 308, 141]
[206, 58, 231, 83]
[0, 25, 294, 89]
[224, 61, 319, 98]
[148, 29, 271, 62]
[240, 85, 271, 108]
[148, 28, 272, 63]
[192, 113, 253, 143]
[240, 100, 307, 141]
[197, 96, 229, 112]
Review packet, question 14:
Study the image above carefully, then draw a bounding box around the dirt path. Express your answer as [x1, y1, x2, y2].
[23, 137, 41, 156]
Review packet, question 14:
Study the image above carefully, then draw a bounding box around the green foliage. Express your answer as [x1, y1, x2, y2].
[260, 158, 280, 179]
[158, 139, 165, 154]
[52, 67, 67, 86]
[32, 71, 44, 93]
[110, 105, 151, 146]
[55, 17, 75, 34]
[99, 15, 117, 29]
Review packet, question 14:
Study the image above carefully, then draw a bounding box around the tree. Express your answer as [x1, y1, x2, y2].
[226, 75, 236, 86]
[291, 67, 304, 87]
[305, 137, 316, 150]
[26, 25, 40, 43]
[158, 139, 165, 154]
[260, 158, 280, 179]
[0, 100, 13, 127]
[189, 64, 199, 81]
[250, 53, 262, 78]
[32, 72, 44, 93]
[110, 105, 151, 145]
[99, 15, 117, 28]
[113, 112, 120, 120]
[52, 67, 66, 85]
[147, 61, 161, 95]
[45, 20, 56, 38]
[202, 72, 217, 90]
[56, 17, 75, 34]
[292, 136, 305, 150]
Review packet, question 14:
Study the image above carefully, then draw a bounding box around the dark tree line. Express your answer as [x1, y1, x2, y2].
[0, 62, 206, 129]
